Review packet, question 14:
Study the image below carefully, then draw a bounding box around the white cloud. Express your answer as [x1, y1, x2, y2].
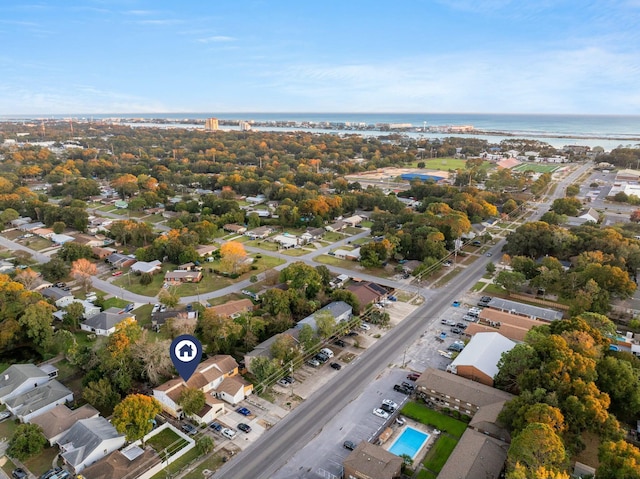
[198, 35, 235, 43]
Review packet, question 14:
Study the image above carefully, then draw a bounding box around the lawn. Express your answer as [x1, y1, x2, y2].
[147, 428, 189, 456]
[281, 248, 311, 257]
[0, 418, 19, 440]
[470, 281, 486, 292]
[245, 239, 280, 251]
[182, 453, 226, 479]
[314, 254, 392, 278]
[102, 297, 130, 310]
[401, 402, 468, 438]
[24, 446, 60, 475]
[322, 231, 347, 242]
[512, 163, 560, 173]
[421, 435, 459, 474]
[422, 158, 468, 170]
[150, 448, 201, 479]
[23, 238, 53, 251]
[133, 303, 154, 329]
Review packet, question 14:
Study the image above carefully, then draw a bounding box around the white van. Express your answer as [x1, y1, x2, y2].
[222, 428, 236, 439]
[320, 348, 334, 358]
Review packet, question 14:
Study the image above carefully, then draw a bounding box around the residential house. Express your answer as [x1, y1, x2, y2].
[20, 221, 45, 231]
[53, 299, 100, 322]
[5, 380, 73, 422]
[333, 247, 361, 261]
[402, 260, 423, 274]
[195, 244, 217, 259]
[32, 227, 54, 239]
[58, 417, 126, 473]
[245, 194, 266, 205]
[10, 217, 32, 228]
[244, 225, 273, 240]
[446, 332, 516, 386]
[130, 260, 162, 275]
[0, 364, 51, 403]
[80, 446, 160, 479]
[343, 215, 364, 227]
[325, 221, 346, 232]
[244, 330, 299, 374]
[41, 286, 75, 308]
[246, 209, 271, 218]
[296, 301, 352, 331]
[342, 442, 402, 479]
[300, 227, 324, 244]
[164, 270, 202, 284]
[209, 299, 255, 319]
[272, 234, 298, 249]
[81, 308, 136, 336]
[347, 281, 388, 307]
[178, 262, 202, 271]
[114, 200, 128, 209]
[578, 207, 599, 223]
[50, 234, 75, 245]
[485, 297, 563, 322]
[31, 404, 99, 445]
[106, 253, 136, 269]
[153, 355, 252, 422]
[223, 224, 247, 234]
[92, 247, 115, 260]
[74, 234, 109, 248]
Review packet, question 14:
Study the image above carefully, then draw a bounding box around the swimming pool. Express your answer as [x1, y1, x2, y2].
[388, 427, 430, 459]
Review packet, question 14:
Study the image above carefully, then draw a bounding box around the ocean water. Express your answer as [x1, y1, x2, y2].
[5, 112, 640, 150]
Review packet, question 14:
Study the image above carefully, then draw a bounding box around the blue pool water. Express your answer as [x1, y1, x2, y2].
[388, 427, 430, 459]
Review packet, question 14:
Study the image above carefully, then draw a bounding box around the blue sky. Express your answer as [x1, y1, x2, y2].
[1, 0, 639, 115]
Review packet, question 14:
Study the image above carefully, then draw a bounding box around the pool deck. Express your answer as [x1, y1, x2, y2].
[377, 416, 441, 465]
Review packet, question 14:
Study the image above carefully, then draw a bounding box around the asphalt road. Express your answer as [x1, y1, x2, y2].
[212, 162, 592, 479]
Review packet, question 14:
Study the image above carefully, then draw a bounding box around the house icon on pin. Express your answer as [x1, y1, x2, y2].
[179, 343, 193, 358]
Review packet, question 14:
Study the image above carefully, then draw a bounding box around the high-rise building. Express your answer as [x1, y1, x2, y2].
[205, 118, 219, 131]
[239, 121, 252, 131]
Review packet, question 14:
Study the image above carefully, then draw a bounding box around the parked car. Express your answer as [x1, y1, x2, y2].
[359, 322, 371, 331]
[237, 423, 251, 433]
[329, 362, 342, 370]
[181, 423, 197, 435]
[395, 416, 406, 425]
[152, 303, 161, 313]
[284, 375, 295, 384]
[12, 469, 27, 479]
[221, 427, 236, 439]
[452, 300, 461, 307]
[382, 399, 398, 410]
[393, 384, 412, 394]
[381, 403, 395, 413]
[277, 378, 290, 387]
[236, 407, 251, 416]
[455, 322, 467, 329]
[306, 359, 320, 367]
[401, 381, 415, 391]
[334, 339, 346, 347]
[209, 422, 222, 431]
[0, 411, 11, 421]
[406, 372, 420, 381]
[438, 350, 453, 359]
[440, 319, 456, 326]
[343, 440, 356, 450]
[388, 295, 397, 301]
[315, 352, 330, 363]
[346, 331, 359, 337]
[450, 327, 462, 334]
[112, 271, 123, 276]
[372, 408, 390, 419]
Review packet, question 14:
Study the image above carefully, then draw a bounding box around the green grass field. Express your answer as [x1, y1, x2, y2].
[421, 435, 459, 474]
[401, 402, 468, 438]
[512, 163, 561, 173]
[422, 158, 468, 170]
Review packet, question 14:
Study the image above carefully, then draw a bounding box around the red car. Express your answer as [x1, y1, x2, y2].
[112, 271, 123, 276]
[406, 372, 420, 381]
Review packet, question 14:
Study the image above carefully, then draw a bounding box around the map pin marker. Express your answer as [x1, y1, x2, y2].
[170, 334, 203, 382]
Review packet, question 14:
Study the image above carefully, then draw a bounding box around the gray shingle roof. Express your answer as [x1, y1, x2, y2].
[60, 417, 124, 469]
[487, 297, 564, 321]
[5, 380, 72, 417]
[82, 307, 133, 331]
[0, 364, 49, 400]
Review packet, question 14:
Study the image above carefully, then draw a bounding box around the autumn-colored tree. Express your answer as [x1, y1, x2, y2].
[71, 258, 97, 291]
[199, 309, 243, 354]
[133, 334, 175, 385]
[158, 288, 180, 308]
[111, 173, 139, 199]
[630, 209, 640, 223]
[14, 267, 39, 290]
[597, 439, 640, 479]
[178, 388, 206, 417]
[507, 423, 568, 476]
[220, 241, 248, 274]
[112, 394, 162, 442]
